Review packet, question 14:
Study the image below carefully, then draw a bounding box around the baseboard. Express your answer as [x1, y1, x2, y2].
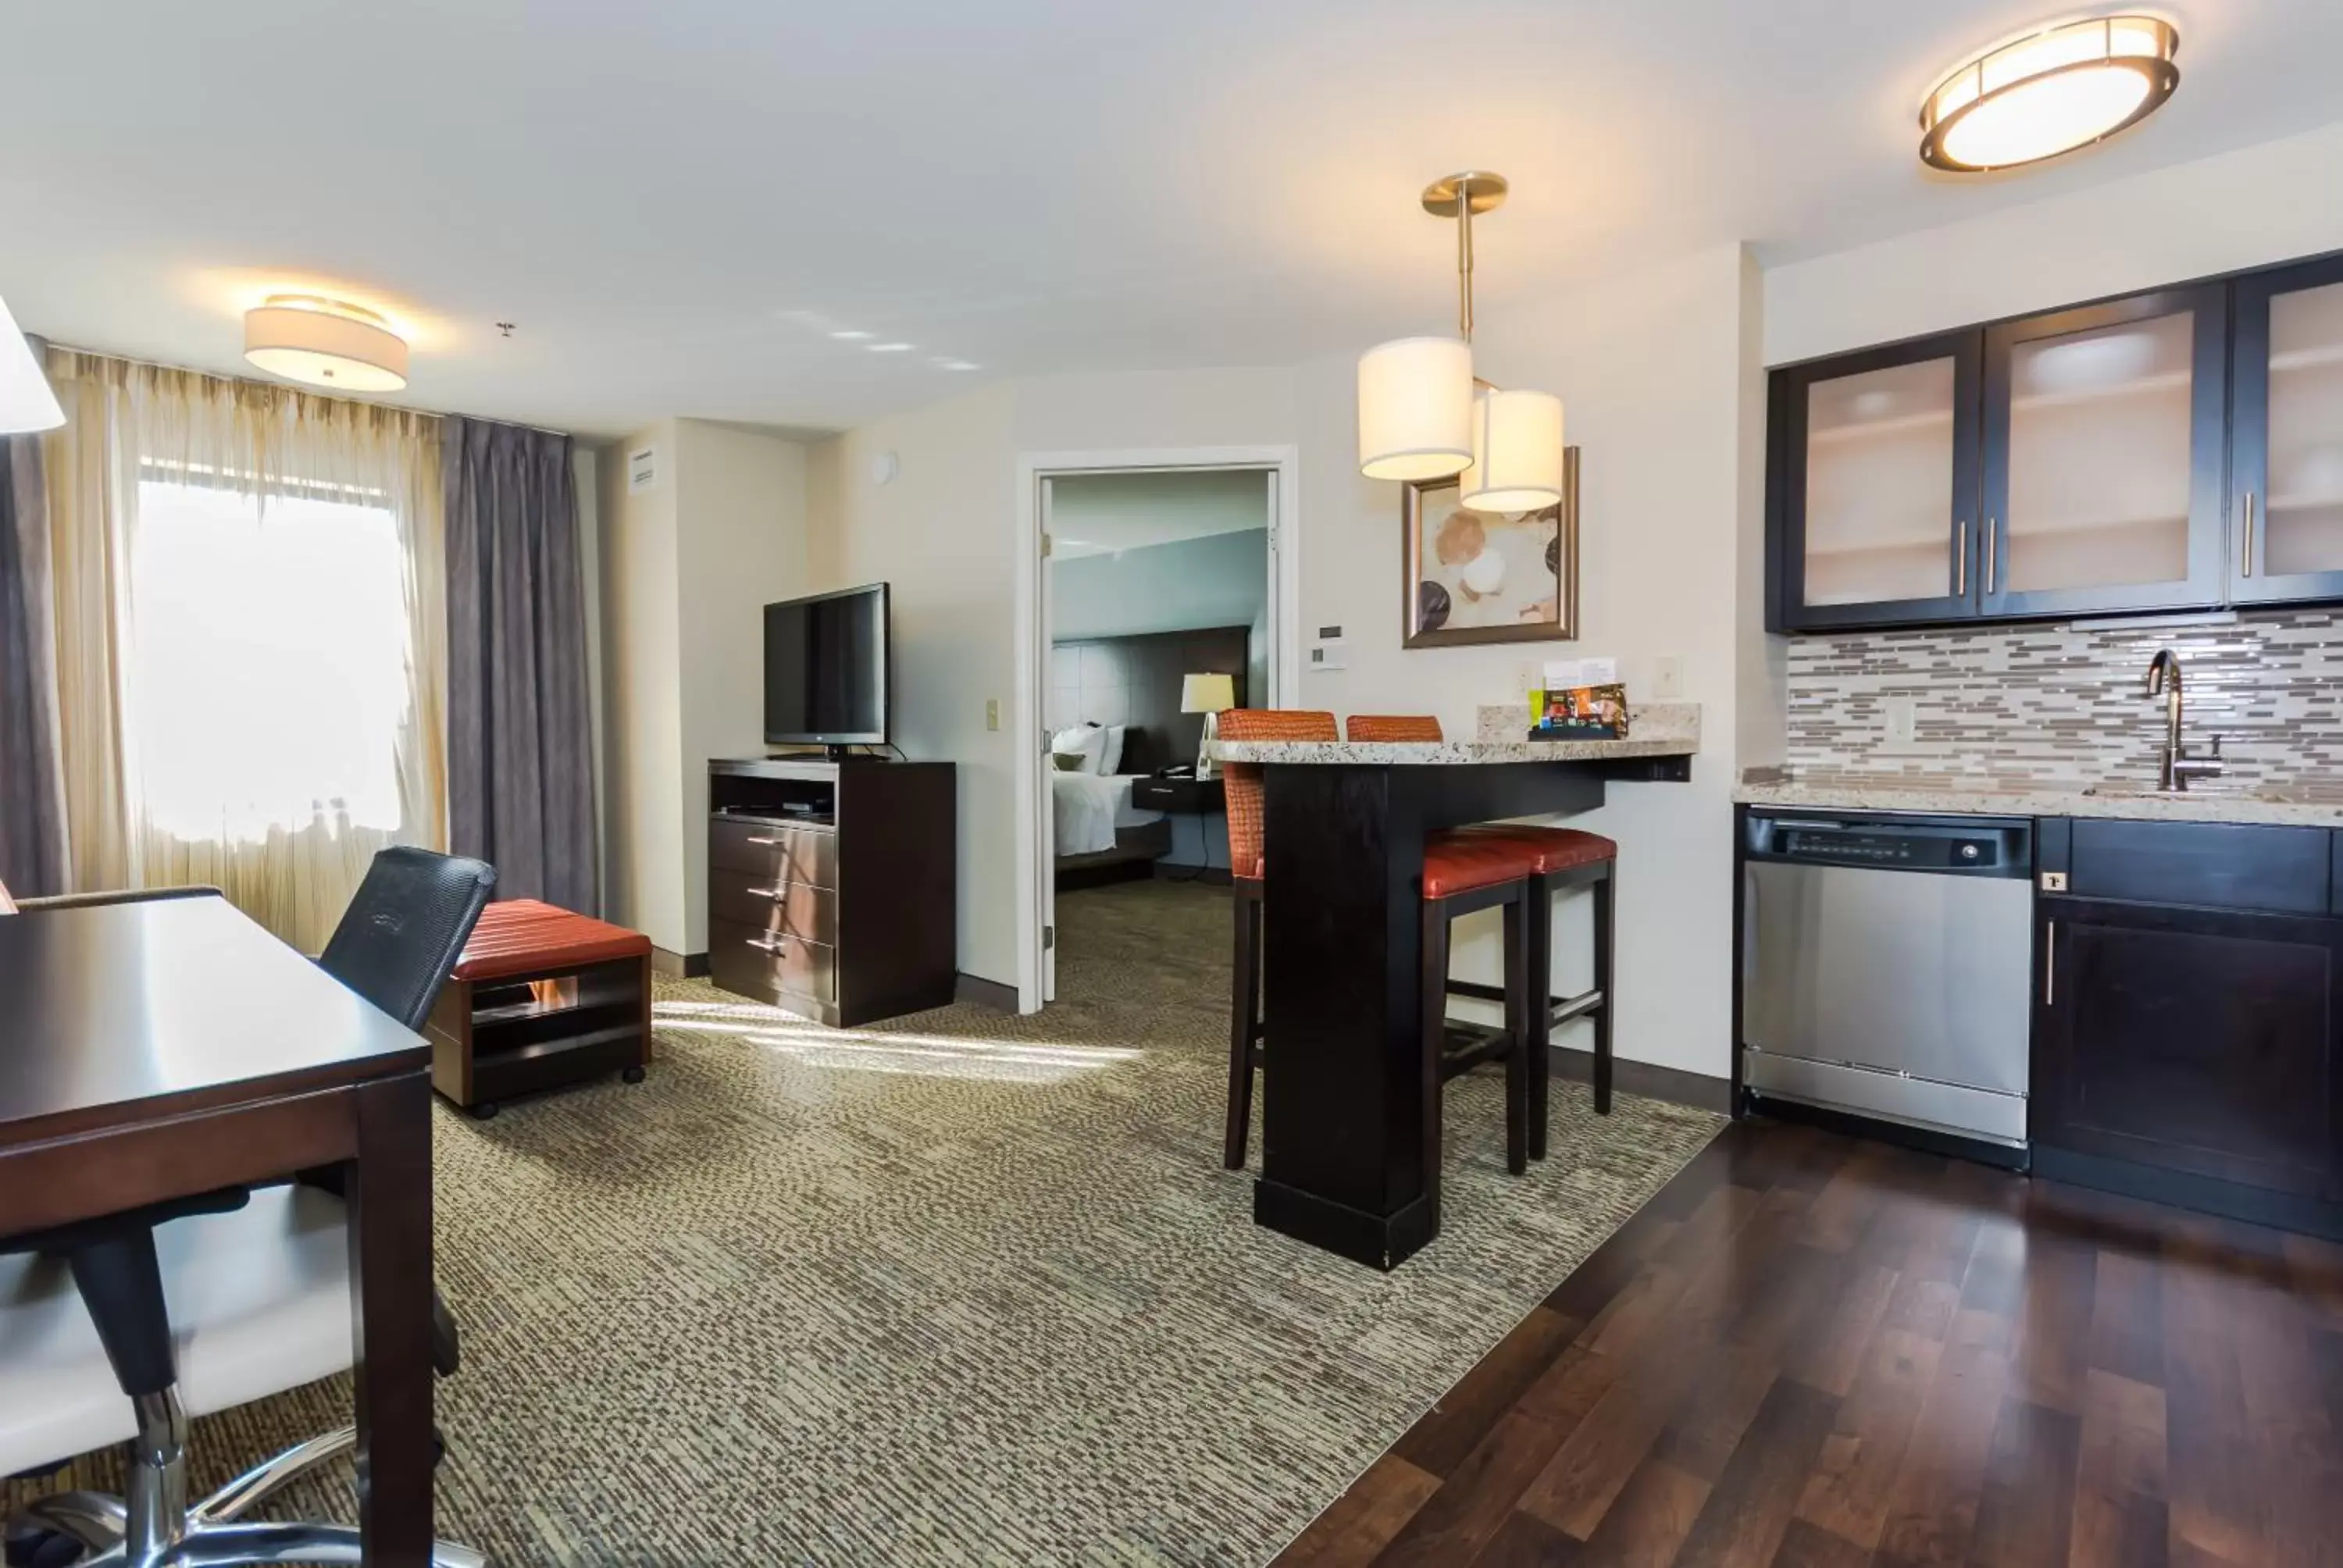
[1550, 1045, 1732, 1115]
[651, 947, 710, 979]
[955, 971, 1019, 1012]
[1152, 862, 1232, 886]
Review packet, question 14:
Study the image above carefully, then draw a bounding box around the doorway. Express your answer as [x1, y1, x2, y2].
[1014, 447, 1300, 1010]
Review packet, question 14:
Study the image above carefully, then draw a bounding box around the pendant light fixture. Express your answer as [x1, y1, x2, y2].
[1921, 15, 2180, 173]
[244, 294, 410, 392]
[1357, 171, 1565, 512]
[0, 293, 64, 433]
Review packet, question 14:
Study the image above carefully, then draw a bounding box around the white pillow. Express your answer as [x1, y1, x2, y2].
[1051, 725, 1107, 775]
[1100, 724, 1128, 775]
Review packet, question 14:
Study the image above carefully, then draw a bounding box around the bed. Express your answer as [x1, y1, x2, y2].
[1053, 771, 1165, 858]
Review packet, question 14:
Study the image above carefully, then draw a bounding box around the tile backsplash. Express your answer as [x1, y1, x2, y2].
[1784, 609, 2343, 797]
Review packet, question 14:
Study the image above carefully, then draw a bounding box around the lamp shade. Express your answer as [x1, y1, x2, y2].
[244, 296, 409, 392]
[0, 294, 63, 433]
[1357, 337, 1472, 481]
[1461, 387, 1564, 512]
[1179, 672, 1236, 714]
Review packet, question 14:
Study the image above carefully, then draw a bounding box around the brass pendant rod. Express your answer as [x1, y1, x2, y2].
[1456, 179, 1476, 344]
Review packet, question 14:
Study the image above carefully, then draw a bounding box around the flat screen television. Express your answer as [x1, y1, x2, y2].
[764, 583, 890, 752]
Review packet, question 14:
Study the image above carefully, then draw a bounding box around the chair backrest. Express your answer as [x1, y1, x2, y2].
[1346, 715, 1444, 743]
[317, 847, 498, 1031]
[1218, 709, 1338, 880]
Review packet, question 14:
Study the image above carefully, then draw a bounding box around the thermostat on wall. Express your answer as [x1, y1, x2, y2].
[1309, 625, 1348, 673]
[627, 444, 658, 494]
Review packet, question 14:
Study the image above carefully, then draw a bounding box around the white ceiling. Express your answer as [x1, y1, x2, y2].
[3, 2, 2338, 440]
[1049, 469, 1271, 558]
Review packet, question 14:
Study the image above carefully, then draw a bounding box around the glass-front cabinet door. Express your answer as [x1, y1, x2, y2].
[1980, 287, 2228, 618]
[2233, 256, 2343, 603]
[1770, 332, 1981, 630]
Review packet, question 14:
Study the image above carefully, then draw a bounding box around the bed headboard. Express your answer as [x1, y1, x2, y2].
[1048, 625, 1250, 775]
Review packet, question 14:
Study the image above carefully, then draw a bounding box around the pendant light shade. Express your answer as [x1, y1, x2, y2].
[0, 294, 63, 433]
[1357, 336, 1473, 482]
[1461, 388, 1564, 512]
[244, 295, 409, 393]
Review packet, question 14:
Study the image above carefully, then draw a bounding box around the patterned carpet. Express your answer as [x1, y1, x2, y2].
[9, 880, 1720, 1566]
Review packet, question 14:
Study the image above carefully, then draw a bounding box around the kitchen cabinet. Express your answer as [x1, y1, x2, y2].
[2232, 253, 2343, 603]
[2034, 896, 2343, 1199]
[1980, 286, 2230, 620]
[1767, 331, 1982, 630]
[1764, 246, 2343, 633]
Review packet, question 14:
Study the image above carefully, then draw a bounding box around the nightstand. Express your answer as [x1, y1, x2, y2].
[1131, 775, 1228, 878]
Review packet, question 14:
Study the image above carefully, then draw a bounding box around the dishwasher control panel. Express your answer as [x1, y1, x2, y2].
[1746, 812, 2032, 878]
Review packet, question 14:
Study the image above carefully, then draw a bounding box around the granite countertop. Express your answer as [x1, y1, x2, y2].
[1210, 702, 1700, 766]
[1735, 772, 2343, 829]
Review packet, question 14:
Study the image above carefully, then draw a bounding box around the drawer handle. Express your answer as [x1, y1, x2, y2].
[745, 835, 784, 846]
[751, 886, 789, 901]
[747, 935, 789, 955]
[2043, 919, 2056, 1007]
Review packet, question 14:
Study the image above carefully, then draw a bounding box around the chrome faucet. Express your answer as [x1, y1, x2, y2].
[2144, 649, 2223, 792]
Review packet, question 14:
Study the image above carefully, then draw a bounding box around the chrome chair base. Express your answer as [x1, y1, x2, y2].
[8, 1413, 482, 1568]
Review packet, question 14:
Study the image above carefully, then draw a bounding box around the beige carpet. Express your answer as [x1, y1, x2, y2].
[10, 879, 1720, 1566]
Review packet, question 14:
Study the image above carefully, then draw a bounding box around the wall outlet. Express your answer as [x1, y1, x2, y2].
[1651, 656, 1685, 700]
[1885, 697, 1918, 746]
[986, 697, 1000, 732]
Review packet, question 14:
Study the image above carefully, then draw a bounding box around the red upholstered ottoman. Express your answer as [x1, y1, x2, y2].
[423, 899, 654, 1118]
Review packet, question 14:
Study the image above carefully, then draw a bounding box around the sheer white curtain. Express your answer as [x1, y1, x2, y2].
[43, 349, 446, 951]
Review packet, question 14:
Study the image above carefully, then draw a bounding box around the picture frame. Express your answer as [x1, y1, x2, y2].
[1401, 447, 1579, 648]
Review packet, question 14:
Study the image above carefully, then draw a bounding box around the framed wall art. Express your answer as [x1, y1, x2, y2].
[1401, 447, 1579, 648]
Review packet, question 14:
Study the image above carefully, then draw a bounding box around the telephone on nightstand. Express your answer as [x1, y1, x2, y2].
[1157, 764, 1195, 779]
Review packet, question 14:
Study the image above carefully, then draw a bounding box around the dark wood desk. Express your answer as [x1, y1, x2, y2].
[1215, 733, 1697, 1270]
[0, 896, 437, 1564]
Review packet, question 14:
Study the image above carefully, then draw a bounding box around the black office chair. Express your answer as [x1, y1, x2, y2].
[1, 850, 494, 1568]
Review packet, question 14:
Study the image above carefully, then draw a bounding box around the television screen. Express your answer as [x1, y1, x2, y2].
[764, 584, 889, 745]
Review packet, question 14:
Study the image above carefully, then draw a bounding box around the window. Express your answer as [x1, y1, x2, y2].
[128, 472, 414, 843]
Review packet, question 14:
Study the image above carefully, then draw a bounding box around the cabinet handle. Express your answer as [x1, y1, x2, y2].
[747, 935, 789, 954]
[2044, 919, 2056, 1007]
[2242, 490, 2256, 578]
[1985, 518, 1999, 593]
[751, 886, 789, 901]
[746, 835, 783, 846]
[1954, 520, 1967, 596]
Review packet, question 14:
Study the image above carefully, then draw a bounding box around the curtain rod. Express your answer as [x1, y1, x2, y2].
[41, 338, 576, 443]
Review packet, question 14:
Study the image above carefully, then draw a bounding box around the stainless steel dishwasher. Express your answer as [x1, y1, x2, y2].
[1740, 810, 2034, 1151]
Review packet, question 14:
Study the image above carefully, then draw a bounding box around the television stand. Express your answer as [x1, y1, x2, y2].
[706, 757, 956, 1026]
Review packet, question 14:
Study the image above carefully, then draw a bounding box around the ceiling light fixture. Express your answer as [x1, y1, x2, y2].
[243, 295, 408, 391]
[1921, 15, 2179, 173]
[0, 293, 63, 433]
[1357, 171, 1564, 511]
[868, 341, 913, 353]
[831, 330, 872, 340]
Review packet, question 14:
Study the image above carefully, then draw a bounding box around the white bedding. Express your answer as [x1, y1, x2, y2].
[1052, 772, 1164, 857]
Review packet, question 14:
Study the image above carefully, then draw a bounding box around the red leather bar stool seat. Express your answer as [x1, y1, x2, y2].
[1456, 824, 1618, 876]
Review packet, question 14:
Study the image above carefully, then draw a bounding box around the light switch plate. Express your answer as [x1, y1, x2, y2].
[1309, 637, 1349, 672]
[985, 697, 1000, 731]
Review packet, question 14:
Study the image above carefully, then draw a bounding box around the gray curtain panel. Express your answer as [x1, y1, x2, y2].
[0, 429, 66, 896]
[444, 417, 597, 914]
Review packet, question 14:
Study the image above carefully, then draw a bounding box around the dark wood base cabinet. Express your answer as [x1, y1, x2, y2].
[2032, 817, 2343, 1235]
[707, 758, 956, 1028]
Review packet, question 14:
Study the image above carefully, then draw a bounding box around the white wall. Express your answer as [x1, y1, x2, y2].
[596, 418, 808, 954]
[573, 444, 608, 914]
[1767, 119, 2343, 366]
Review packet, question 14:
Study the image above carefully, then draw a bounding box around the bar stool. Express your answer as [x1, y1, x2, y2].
[1349, 716, 1619, 1163]
[1219, 708, 1339, 1170]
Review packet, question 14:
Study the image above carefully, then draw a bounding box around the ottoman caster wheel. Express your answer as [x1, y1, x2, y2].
[622, 1065, 646, 1085]
[469, 1102, 498, 1121]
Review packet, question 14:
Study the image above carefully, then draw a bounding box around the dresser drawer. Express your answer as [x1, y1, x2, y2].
[710, 817, 837, 889]
[709, 872, 836, 941]
[708, 916, 836, 1005]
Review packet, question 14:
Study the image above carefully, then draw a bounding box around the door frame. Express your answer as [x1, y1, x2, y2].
[1011, 445, 1302, 1013]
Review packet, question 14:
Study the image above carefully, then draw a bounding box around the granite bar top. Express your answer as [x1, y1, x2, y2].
[1736, 772, 2343, 829]
[1211, 702, 1700, 766]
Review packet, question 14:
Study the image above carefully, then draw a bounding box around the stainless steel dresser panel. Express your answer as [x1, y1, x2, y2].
[1742, 858, 2033, 1094]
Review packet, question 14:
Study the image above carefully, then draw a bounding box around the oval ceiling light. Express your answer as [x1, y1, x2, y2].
[1921, 15, 2178, 173]
[1463, 387, 1564, 512]
[244, 295, 408, 392]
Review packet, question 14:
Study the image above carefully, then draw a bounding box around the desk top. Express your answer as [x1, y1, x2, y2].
[0, 896, 427, 1146]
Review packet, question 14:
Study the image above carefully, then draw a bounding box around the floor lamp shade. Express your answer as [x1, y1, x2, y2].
[1357, 337, 1472, 481]
[0, 294, 63, 433]
[1462, 387, 1564, 512]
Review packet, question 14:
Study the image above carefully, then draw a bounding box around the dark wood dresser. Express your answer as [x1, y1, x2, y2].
[707, 757, 957, 1027]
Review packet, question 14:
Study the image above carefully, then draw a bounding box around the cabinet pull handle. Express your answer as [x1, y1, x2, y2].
[1985, 518, 1999, 593]
[2243, 490, 2256, 578]
[746, 835, 783, 846]
[751, 886, 788, 901]
[747, 935, 789, 954]
[2044, 919, 2057, 1007]
[1954, 520, 1967, 596]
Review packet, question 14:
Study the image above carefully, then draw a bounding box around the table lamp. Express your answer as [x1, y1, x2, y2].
[1181, 672, 1237, 780]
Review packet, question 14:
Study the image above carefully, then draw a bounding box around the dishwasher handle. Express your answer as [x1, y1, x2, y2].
[1746, 811, 2033, 878]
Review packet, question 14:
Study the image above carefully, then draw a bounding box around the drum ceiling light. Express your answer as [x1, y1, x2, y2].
[1921, 15, 2180, 173]
[1357, 171, 1564, 513]
[243, 295, 409, 392]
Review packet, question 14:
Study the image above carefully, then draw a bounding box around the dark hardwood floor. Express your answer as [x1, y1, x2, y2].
[1272, 1117, 2343, 1567]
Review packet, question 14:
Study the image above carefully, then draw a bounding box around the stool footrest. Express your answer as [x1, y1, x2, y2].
[1436, 1021, 1515, 1079]
[1550, 987, 1604, 1027]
